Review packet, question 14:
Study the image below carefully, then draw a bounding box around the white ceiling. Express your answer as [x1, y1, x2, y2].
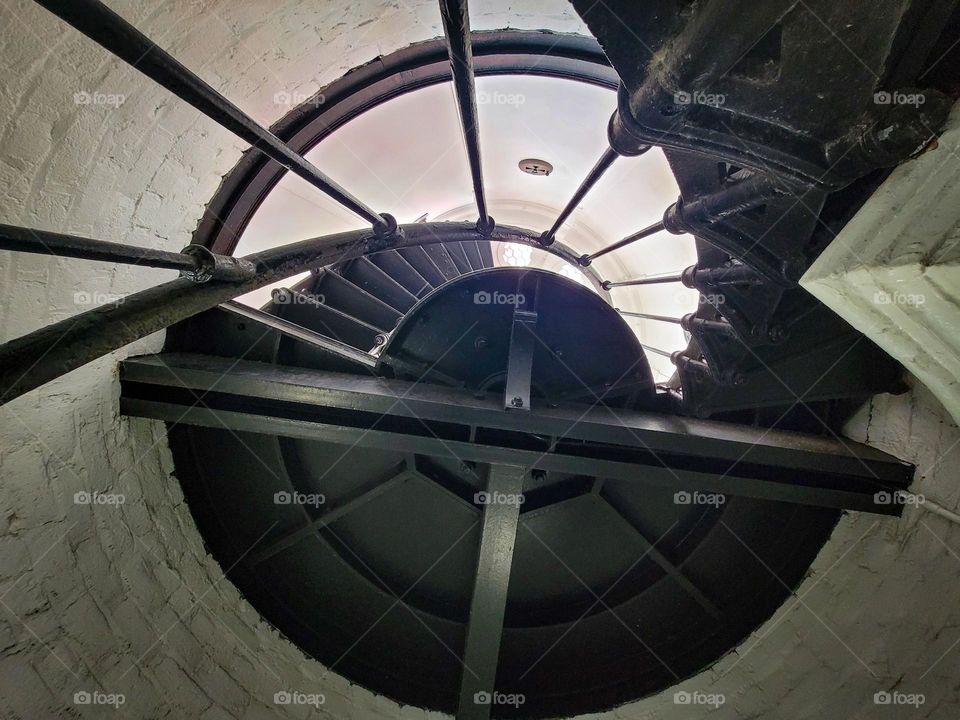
[234, 75, 699, 381]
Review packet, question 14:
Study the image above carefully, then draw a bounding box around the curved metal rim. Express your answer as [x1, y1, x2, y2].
[193, 31, 618, 257]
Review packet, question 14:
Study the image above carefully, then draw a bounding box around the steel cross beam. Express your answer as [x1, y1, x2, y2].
[456, 464, 524, 720]
[31, 0, 391, 231]
[119, 354, 915, 515]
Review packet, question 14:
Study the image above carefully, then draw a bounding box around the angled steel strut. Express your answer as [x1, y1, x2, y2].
[31, 0, 394, 234]
[0, 224, 255, 282]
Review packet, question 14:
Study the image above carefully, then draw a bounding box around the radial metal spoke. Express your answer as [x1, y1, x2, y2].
[540, 147, 619, 246]
[0, 224, 255, 281]
[32, 0, 390, 230]
[618, 310, 681, 324]
[439, 0, 492, 230]
[580, 220, 667, 266]
[456, 464, 524, 720]
[604, 272, 682, 290]
[640, 343, 675, 360]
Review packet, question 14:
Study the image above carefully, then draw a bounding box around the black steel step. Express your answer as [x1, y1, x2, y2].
[341, 257, 417, 313]
[443, 242, 473, 274]
[273, 289, 382, 351]
[461, 240, 484, 270]
[368, 250, 432, 298]
[397, 246, 447, 287]
[315, 271, 402, 331]
[420, 242, 460, 280]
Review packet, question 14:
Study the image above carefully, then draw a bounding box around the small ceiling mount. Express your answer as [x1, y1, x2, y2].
[519, 158, 554, 176]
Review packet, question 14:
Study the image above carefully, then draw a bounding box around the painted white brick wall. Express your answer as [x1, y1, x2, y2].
[0, 1, 959, 718]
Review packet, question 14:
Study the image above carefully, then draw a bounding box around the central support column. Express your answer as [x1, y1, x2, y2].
[456, 464, 525, 720]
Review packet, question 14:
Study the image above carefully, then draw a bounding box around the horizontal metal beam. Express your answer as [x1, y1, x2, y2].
[0, 224, 255, 282]
[0, 221, 581, 406]
[32, 0, 389, 230]
[119, 354, 914, 514]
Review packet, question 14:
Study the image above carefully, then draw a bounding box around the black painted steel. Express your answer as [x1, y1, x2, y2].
[31, 0, 390, 230]
[0, 222, 581, 405]
[0, 224, 255, 281]
[604, 273, 682, 289]
[456, 464, 524, 720]
[151, 268, 913, 718]
[440, 0, 493, 230]
[540, 147, 618, 245]
[580, 220, 666, 265]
